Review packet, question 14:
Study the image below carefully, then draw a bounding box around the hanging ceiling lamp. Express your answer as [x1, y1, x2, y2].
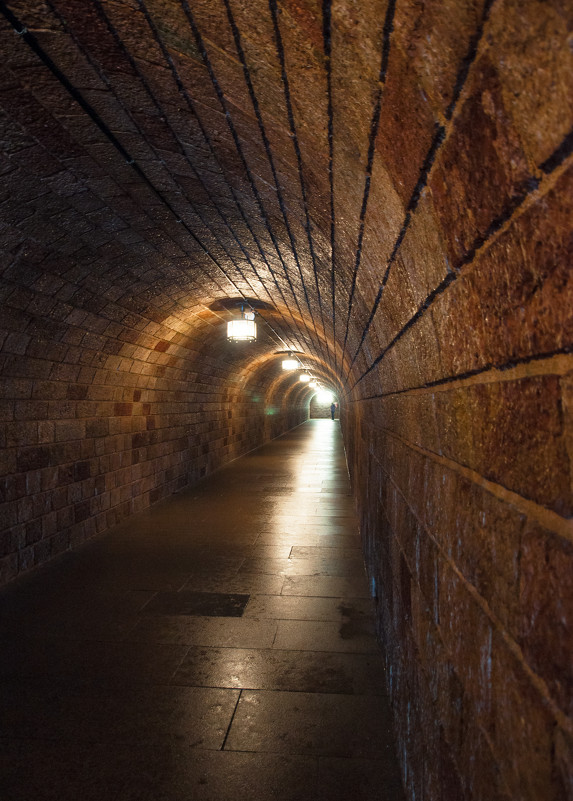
[282, 357, 298, 370]
[299, 373, 310, 383]
[227, 307, 257, 342]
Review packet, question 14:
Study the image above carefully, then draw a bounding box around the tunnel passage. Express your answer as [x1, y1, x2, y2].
[0, 1, 572, 800]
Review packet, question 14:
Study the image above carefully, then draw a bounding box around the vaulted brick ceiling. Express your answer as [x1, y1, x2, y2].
[2, 4, 573, 794]
[0, 0, 571, 396]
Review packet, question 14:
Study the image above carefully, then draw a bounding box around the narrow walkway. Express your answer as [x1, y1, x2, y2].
[0, 420, 405, 801]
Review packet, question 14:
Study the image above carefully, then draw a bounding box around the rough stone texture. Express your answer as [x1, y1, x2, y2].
[0, 1, 572, 800]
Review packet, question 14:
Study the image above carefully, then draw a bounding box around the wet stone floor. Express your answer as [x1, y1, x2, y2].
[0, 420, 405, 801]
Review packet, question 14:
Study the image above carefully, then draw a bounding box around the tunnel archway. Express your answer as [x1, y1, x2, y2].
[0, 1, 571, 800]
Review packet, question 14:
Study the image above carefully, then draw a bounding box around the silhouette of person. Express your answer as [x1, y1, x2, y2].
[330, 402, 336, 420]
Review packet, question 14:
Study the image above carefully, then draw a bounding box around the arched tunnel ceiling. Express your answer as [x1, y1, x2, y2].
[0, 0, 571, 395]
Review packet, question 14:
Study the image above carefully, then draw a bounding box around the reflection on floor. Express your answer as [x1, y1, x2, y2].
[0, 419, 405, 801]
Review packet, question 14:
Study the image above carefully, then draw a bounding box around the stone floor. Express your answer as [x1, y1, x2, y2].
[0, 420, 405, 801]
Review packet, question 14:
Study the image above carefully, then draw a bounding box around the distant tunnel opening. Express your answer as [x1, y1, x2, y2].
[309, 392, 339, 419]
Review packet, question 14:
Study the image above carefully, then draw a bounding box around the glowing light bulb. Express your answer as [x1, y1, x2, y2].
[227, 319, 257, 341]
[317, 390, 334, 403]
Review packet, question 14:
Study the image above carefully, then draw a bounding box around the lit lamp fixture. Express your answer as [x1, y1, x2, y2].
[309, 380, 318, 388]
[299, 373, 310, 383]
[282, 358, 298, 370]
[227, 308, 257, 342]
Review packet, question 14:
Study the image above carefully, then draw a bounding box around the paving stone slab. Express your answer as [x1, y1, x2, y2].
[225, 690, 396, 758]
[171, 646, 386, 694]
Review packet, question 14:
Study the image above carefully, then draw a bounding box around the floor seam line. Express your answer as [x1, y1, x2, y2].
[220, 688, 242, 751]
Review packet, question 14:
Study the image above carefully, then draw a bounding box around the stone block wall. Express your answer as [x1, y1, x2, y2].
[0, 286, 308, 584]
[340, 1, 573, 795]
[344, 385, 573, 799]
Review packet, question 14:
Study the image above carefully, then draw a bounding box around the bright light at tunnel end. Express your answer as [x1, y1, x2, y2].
[317, 390, 334, 403]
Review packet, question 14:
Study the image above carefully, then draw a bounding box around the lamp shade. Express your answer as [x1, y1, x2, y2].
[227, 319, 257, 341]
[282, 359, 298, 370]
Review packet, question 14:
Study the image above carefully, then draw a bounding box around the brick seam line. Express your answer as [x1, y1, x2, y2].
[131, 0, 307, 358]
[322, 0, 338, 372]
[342, 0, 498, 384]
[220, 689, 243, 751]
[80, 0, 301, 355]
[178, 0, 324, 365]
[3, 0, 308, 360]
[377, 445, 573, 739]
[381, 494, 561, 799]
[379, 425, 573, 542]
[222, 0, 324, 363]
[347, 351, 573, 400]
[346, 141, 573, 395]
[268, 0, 333, 372]
[0, 22, 233, 304]
[0, 2, 258, 310]
[125, 0, 316, 358]
[221, 0, 329, 368]
[339, 0, 397, 368]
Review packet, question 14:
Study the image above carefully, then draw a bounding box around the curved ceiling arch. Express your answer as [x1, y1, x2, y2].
[0, 0, 569, 435]
[0, 0, 408, 388]
[1, 6, 572, 799]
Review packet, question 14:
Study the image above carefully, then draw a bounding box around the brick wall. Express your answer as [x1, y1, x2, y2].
[340, 1, 573, 796]
[0, 0, 572, 798]
[0, 289, 309, 583]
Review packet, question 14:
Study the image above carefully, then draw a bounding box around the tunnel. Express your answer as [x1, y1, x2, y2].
[0, 0, 572, 799]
